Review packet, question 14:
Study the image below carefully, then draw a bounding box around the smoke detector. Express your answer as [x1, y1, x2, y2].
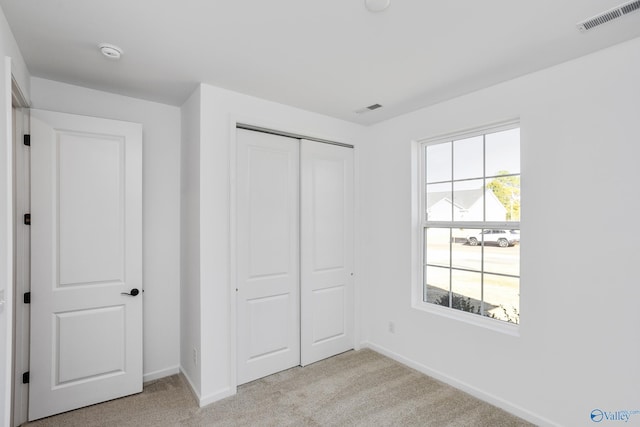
[577, 0, 640, 32]
[99, 43, 123, 60]
[365, 0, 390, 13]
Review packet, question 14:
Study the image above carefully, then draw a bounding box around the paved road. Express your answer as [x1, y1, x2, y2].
[425, 242, 520, 321]
[426, 242, 519, 276]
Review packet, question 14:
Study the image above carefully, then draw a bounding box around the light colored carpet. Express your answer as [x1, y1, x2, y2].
[25, 349, 534, 426]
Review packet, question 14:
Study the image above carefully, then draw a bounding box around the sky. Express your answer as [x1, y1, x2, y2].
[425, 127, 520, 189]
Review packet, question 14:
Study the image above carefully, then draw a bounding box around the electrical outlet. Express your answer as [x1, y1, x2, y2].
[193, 347, 198, 366]
[388, 321, 395, 334]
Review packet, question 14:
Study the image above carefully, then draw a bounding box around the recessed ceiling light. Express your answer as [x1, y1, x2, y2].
[99, 43, 123, 60]
[365, 0, 390, 12]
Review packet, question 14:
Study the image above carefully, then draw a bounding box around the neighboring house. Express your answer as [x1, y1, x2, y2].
[426, 188, 506, 222]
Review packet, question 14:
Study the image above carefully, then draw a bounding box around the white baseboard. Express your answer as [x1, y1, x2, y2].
[178, 366, 236, 408]
[179, 366, 201, 403]
[361, 342, 558, 427]
[143, 365, 180, 383]
[199, 387, 235, 407]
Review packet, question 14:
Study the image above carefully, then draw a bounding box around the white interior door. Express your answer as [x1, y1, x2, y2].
[29, 109, 143, 421]
[300, 140, 354, 366]
[236, 129, 300, 385]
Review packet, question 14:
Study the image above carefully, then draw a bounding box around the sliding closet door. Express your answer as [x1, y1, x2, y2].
[236, 129, 301, 385]
[300, 140, 354, 366]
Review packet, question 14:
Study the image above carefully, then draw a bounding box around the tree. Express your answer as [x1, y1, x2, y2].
[486, 171, 520, 220]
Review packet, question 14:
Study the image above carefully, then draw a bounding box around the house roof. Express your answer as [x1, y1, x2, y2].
[427, 188, 487, 210]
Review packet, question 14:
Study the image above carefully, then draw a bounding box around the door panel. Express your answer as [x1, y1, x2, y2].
[248, 294, 291, 357]
[29, 109, 142, 421]
[236, 129, 300, 385]
[312, 158, 346, 270]
[300, 140, 354, 366]
[312, 285, 345, 343]
[56, 306, 126, 384]
[58, 133, 124, 285]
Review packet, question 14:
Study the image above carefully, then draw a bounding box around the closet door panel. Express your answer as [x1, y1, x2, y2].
[236, 129, 300, 384]
[300, 140, 354, 366]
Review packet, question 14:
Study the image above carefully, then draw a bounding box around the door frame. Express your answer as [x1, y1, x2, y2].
[11, 76, 30, 427]
[228, 116, 361, 394]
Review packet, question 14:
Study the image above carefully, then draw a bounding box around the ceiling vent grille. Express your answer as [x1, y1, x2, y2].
[621, 0, 640, 14]
[355, 103, 383, 114]
[577, 0, 640, 32]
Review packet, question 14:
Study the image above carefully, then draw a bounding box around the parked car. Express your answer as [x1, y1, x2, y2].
[466, 229, 520, 247]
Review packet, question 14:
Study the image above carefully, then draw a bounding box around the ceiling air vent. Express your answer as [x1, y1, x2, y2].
[577, 0, 640, 32]
[355, 103, 383, 114]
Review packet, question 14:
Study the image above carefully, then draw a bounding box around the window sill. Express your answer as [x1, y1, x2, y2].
[412, 301, 520, 337]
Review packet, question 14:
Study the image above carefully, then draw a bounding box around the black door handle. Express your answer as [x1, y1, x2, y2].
[121, 288, 140, 296]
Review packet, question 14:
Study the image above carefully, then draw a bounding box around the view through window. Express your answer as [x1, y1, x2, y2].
[422, 125, 520, 324]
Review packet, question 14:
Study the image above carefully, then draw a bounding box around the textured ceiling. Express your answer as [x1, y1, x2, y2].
[2, 0, 640, 125]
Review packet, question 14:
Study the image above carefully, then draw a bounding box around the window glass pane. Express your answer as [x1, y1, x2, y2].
[485, 128, 520, 176]
[483, 274, 519, 324]
[426, 182, 451, 221]
[453, 179, 484, 221]
[422, 125, 520, 324]
[452, 229, 481, 271]
[451, 270, 482, 315]
[424, 266, 450, 305]
[425, 228, 450, 268]
[483, 233, 520, 276]
[453, 136, 483, 180]
[425, 142, 451, 183]
[486, 174, 520, 221]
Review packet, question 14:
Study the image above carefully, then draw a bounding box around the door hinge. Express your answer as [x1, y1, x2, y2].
[24, 292, 30, 304]
[24, 213, 30, 225]
[22, 372, 29, 384]
[23, 134, 30, 146]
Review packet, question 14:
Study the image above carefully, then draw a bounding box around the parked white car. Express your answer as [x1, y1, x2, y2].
[466, 230, 520, 247]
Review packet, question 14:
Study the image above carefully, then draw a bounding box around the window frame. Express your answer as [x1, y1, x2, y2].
[413, 120, 521, 335]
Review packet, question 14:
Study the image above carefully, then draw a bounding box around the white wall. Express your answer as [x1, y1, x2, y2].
[0, 8, 28, 96]
[29, 78, 181, 382]
[0, 5, 30, 426]
[180, 83, 365, 404]
[361, 36, 640, 426]
[180, 87, 201, 393]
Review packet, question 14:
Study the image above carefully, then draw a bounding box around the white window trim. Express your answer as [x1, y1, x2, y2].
[411, 120, 520, 335]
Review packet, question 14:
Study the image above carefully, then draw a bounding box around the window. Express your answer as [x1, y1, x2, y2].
[419, 123, 520, 325]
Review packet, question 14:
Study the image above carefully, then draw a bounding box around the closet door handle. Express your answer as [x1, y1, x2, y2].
[121, 288, 140, 297]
